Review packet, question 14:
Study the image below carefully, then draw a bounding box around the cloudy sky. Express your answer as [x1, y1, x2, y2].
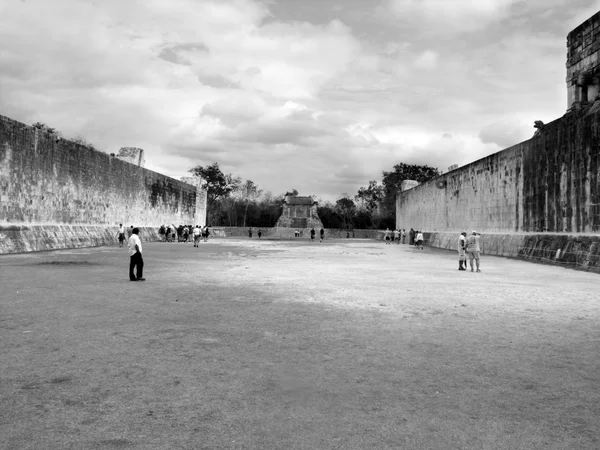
[1, 0, 599, 201]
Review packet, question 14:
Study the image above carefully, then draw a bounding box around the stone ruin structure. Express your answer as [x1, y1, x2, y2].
[116, 147, 145, 167]
[567, 12, 600, 110]
[395, 11, 600, 271]
[275, 196, 323, 229]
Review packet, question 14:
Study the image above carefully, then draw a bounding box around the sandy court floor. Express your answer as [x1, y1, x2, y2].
[1, 238, 599, 449]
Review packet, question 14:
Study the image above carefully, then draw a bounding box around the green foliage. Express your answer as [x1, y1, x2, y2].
[189, 162, 241, 223]
[355, 180, 384, 212]
[380, 163, 440, 214]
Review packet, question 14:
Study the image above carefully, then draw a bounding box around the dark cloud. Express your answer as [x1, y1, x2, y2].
[158, 48, 192, 66]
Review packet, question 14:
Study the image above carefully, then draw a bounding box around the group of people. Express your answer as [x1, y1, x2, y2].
[383, 228, 423, 249]
[158, 224, 210, 244]
[291, 228, 325, 242]
[247, 228, 263, 239]
[121, 224, 482, 282]
[458, 230, 482, 272]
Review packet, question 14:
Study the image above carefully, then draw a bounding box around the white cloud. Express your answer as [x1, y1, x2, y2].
[386, 0, 520, 33]
[414, 50, 439, 70]
[0, 0, 596, 202]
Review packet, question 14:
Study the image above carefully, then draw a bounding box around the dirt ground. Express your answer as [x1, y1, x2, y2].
[1, 237, 599, 449]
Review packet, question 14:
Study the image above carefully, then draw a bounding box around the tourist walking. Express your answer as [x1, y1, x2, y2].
[466, 231, 482, 272]
[320, 228, 324, 242]
[393, 228, 399, 244]
[193, 225, 201, 247]
[458, 231, 467, 271]
[409, 228, 415, 245]
[384, 228, 391, 244]
[310, 228, 316, 241]
[258, 229, 262, 238]
[127, 227, 145, 281]
[401, 229, 406, 244]
[415, 230, 424, 250]
[248, 228, 253, 238]
[117, 223, 125, 248]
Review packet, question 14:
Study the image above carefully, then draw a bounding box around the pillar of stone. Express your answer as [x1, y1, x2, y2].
[116, 147, 145, 167]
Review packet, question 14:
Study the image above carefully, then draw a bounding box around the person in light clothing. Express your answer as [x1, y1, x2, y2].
[117, 224, 125, 248]
[466, 230, 482, 272]
[458, 231, 467, 271]
[415, 230, 424, 250]
[193, 225, 201, 247]
[127, 227, 145, 281]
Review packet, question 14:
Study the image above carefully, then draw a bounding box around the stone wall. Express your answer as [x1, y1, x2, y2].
[422, 232, 600, 272]
[396, 107, 600, 234]
[567, 11, 600, 109]
[0, 114, 206, 253]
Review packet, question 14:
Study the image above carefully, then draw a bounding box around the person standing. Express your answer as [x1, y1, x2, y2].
[401, 229, 406, 244]
[258, 229, 262, 238]
[310, 228, 316, 242]
[458, 231, 467, 271]
[248, 228, 253, 238]
[393, 229, 399, 244]
[409, 228, 415, 245]
[466, 231, 482, 272]
[193, 225, 201, 247]
[117, 224, 125, 248]
[127, 227, 145, 281]
[384, 228, 391, 244]
[415, 230, 424, 250]
[319, 228, 325, 242]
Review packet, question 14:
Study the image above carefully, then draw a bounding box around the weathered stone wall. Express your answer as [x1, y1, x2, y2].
[0, 114, 205, 253]
[275, 196, 324, 229]
[567, 11, 600, 109]
[396, 107, 600, 234]
[422, 231, 600, 272]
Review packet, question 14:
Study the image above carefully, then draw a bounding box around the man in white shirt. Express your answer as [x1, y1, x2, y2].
[458, 231, 467, 271]
[193, 225, 201, 247]
[466, 230, 481, 272]
[127, 227, 145, 281]
[415, 230, 424, 250]
[117, 223, 125, 248]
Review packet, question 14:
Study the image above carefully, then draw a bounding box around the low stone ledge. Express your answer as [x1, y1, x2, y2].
[424, 231, 600, 272]
[0, 225, 162, 254]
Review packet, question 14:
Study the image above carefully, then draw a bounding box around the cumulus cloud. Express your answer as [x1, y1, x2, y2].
[386, 0, 519, 33]
[0, 0, 594, 200]
[414, 50, 439, 70]
[479, 120, 533, 148]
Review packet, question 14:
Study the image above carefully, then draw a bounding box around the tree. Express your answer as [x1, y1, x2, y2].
[236, 180, 263, 227]
[188, 162, 241, 224]
[380, 163, 440, 214]
[335, 197, 356, 229]
[355, 180, 384, 227]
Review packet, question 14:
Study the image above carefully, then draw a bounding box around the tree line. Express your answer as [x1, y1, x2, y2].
[188, 162, 440, 229]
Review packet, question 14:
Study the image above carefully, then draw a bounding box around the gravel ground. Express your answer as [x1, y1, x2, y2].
[1, 237, 599, 449]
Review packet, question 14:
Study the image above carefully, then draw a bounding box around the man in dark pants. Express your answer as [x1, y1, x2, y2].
[127, 227, 145, 281]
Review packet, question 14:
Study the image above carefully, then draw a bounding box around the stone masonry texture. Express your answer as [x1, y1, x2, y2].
[567, 11, 600, 108]
[396, 107, 600, 234]
[0, 114, 206, 253]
